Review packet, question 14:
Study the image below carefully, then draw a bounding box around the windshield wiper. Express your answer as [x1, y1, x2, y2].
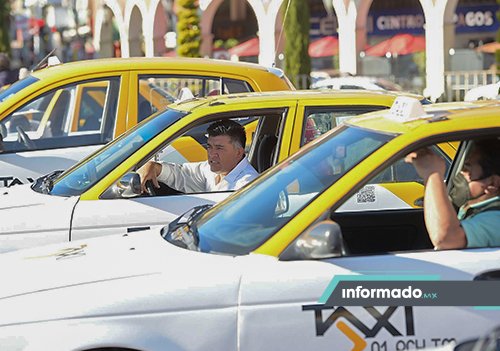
[162, 204, 213, 251]
[32, 170, 64, 194]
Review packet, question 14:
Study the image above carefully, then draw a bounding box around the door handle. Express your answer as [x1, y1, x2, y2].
[127, 226, 150, 233]
[473, 270, 500, 281]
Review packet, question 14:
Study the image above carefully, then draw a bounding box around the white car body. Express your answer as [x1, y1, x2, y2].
[0, 229, 499, 351]
[0, 183, 231, 253]
[311, 76, 403, 91]
[464, 81, 500, 102]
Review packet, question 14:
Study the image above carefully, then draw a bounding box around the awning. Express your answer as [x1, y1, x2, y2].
[228, 37, 259, 57]
[365, 33, 425, 57]
[308, 36, 339, 58]
[476, 41, 500, 54]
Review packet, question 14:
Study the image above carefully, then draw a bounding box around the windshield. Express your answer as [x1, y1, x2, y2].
[45, 108, 187, 196]
[192, 125, 394, 255]
[0, 76, 39, 103]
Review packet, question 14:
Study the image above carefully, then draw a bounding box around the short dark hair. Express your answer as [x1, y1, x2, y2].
[474, 138, 500, 178]
[207, 119, 246, 149]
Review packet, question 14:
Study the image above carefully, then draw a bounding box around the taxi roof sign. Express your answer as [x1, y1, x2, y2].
[387, 96, 429, 122]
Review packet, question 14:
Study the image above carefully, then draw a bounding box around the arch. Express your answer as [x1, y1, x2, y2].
[94, 5, 119, 58]
[93, 0, 128, 58]
[128, 6, 145, 57]
[201, 0, 225, 57]
[152, 1, 169, 56]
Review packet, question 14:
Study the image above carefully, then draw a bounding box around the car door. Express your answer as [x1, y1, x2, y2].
[0, 77, 124, 187]
[237, 249, 500, 351]
[235, 136, 500, 350]
[69, 107, 298, 241]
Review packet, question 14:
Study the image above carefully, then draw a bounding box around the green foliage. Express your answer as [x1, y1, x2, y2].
[0, 0, 11, 55]
[283, 0, 311, 88]
[412, 51, 426, 76]
[176, 0, 201, 57]
[213, 38, 239, 50]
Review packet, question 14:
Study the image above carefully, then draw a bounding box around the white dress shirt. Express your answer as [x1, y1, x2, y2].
[157, 157, 258, 193]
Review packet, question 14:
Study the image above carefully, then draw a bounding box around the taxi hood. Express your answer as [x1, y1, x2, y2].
[0, 184, 79, 253]
[0, 228, 243, 326]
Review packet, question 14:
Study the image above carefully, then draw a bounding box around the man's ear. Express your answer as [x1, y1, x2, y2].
[484, 175, 500, 196]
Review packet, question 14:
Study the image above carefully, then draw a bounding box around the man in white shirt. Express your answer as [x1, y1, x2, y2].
[138, 119, 259, 193]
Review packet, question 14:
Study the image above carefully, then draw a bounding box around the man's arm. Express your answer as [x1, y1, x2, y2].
[405, 149, 467, 249]
[137, 161, 208, 194]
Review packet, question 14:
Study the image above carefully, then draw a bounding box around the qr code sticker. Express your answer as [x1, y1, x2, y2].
[356, 185, 376, 203]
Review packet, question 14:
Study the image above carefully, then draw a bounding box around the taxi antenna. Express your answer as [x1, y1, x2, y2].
[32, 48, 57, 72]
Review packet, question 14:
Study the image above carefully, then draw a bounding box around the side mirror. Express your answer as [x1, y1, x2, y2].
[275, 190, 289, 216]
[101, 172, 142, 199]
[279, 220, 347, 261]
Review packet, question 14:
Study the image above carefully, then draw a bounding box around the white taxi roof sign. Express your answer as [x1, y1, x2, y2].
[386, 96, 430, 122]
[47, 56, 61, 67]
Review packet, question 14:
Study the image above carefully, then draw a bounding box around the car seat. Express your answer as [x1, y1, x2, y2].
[256, 134, 278, 173]
[48, 90, 70, 137]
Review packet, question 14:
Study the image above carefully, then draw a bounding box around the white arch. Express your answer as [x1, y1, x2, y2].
[332, 0, 358, 75]
[94, 0, 128, 57]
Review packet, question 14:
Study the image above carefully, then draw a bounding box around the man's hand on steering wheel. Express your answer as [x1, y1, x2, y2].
[137, 161, 162, 195]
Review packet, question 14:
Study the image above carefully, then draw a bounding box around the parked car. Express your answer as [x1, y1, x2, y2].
[0, 90, 430, 253]
[0, 98, 499, 350]
[464, 81, 500, 102]
[0, 57, 293, 187]
[311, 75, 403, 91]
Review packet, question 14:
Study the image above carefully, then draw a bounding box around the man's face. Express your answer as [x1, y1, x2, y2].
[207, 135, 243, 174]
[461, 150, 499, 198]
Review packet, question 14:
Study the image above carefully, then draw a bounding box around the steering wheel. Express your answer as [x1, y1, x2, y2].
[16, 126, 36, 150]
[144, 180, 184, 197]
[145, 180, 157, 196]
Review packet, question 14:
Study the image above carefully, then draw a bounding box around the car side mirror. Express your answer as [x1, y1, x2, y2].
[101, 172, 142, 199]
[279, 220, 347, 261]
[275, 190, 289, 216]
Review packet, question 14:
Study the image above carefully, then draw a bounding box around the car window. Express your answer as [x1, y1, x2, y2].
[137, 75, 253, 121]
[0, 78, 120, 154]
[120, 113, 284, 197]
[193, 126, 393, 255]
[47, 108, 186, 197]
[301, 106, 387, 145]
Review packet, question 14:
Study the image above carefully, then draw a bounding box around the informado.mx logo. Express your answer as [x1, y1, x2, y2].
[342, 285, 438, 299]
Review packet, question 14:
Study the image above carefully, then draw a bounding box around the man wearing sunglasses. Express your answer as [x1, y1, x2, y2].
[406, 138, 500, 250]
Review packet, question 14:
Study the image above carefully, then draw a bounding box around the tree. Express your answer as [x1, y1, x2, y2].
[176, 0, 201, 57]
[283, 0, 311, 88]
[0, 0, 11, 55]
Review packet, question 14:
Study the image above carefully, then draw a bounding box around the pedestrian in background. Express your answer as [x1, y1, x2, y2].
[0, 53, 18, 89]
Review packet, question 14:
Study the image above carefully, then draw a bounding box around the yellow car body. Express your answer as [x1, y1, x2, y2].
[0, 57, 293, 186]
[247, 100, 500, 256]
[81, 90, 427, 200]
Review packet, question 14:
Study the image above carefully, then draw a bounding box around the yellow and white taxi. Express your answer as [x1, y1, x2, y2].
[0, 90, 424, 252]
[0, 98, 498, 351]
[0, 57, 293, 187]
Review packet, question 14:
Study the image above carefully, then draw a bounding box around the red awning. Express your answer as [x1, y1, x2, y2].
[365, 33, 425, 57]
[228, 37, 259, 57]
[476, 41, 500, 54]
[308, 36, 339, 58]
